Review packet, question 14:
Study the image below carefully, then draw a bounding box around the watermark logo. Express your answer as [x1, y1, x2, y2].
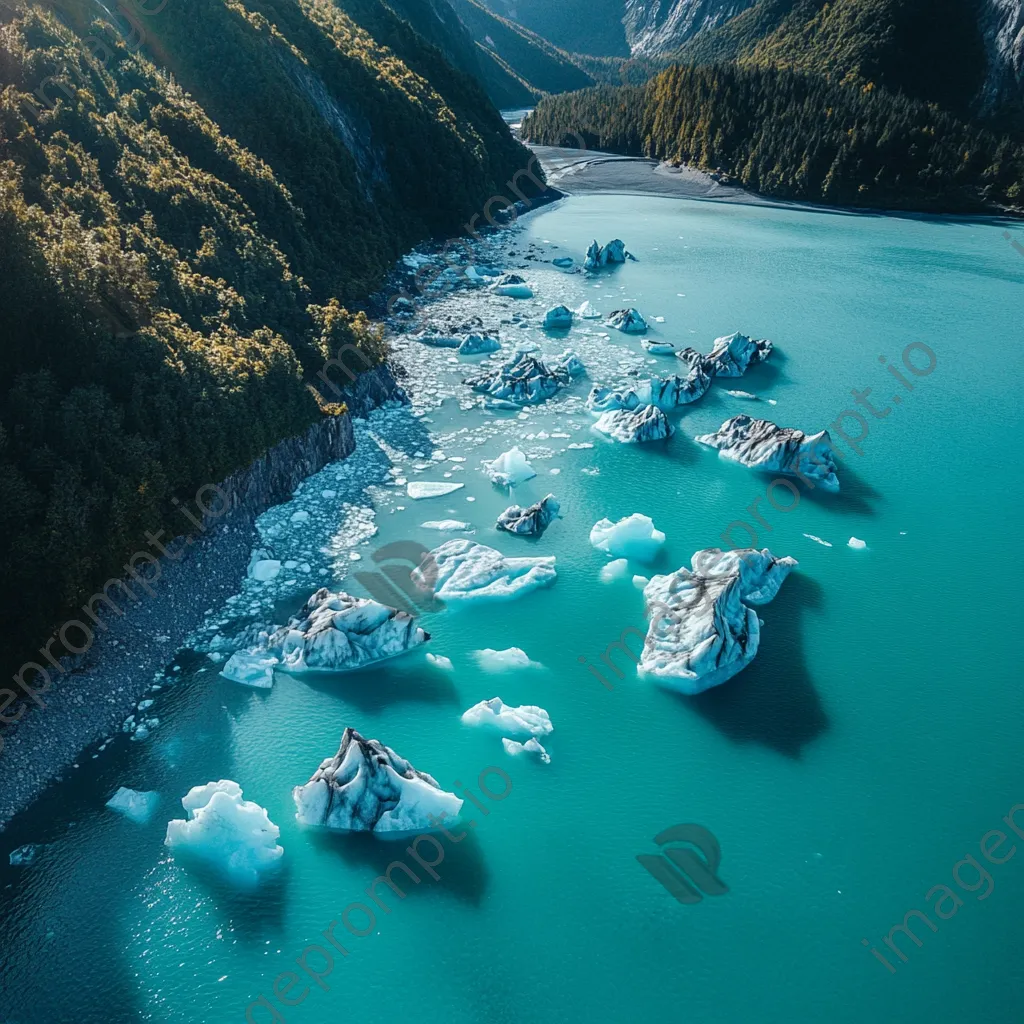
[637, 824, 728, 905]
[353, 541, 444, 616]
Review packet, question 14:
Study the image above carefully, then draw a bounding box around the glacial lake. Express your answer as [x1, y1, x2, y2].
[1, 193, 1022, 1023]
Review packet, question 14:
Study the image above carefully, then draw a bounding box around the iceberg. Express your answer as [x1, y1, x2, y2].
[725, 390, 758, 400]
[412, 539, 556, 603]
[643, 339, 676, 355]
[600, 557, 630, 581]
[292, 728, 462, 833]
[483, 446, 536, 487]
[426, 653, 454, 670]
[640, 547, 797, 694]
[695, 415, 840, 492]
[473, 647, 540, 670]
[584, 238, 636, 270]
[590, 513, 666, 563]
[106, 787, 160, 824]
[606, 308, 648, 334]
[497, 494, 561, 537]
[421, 519, 473, 531]
[407, 481, 465, 499]
[164, 780, 283, 886]
[848, 537, 868, 550]
[552, 256, 576, 272]
[587, 372, 709, 414]
[594, 404, 673, 443]
[415, 331, 461, 349]
[502, 737, 551, 763]
[9, 844, 41, 866]
[267, 589, 429, 675]
[543, 305, 574, 330]
[220, 649, 278, 688]
[457, 333, 501, 355]
[465, 351, 583, 405]
[705, 332, 773, 377]
[576, 300, 602, 319]
[554, 349, 585, 379]
[461, 697, 553, 738]
[491, 273, 533, 298]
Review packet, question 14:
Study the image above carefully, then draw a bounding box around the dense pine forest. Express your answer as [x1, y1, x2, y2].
[0, 0, 543, 686]
[522, 64, 1024, 212]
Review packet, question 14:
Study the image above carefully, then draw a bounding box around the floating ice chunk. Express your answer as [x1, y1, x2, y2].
[483, 447, 536, 487]
[632, 575, 650, 589]
[9, 844, 41, 866]
[268, 589, 429, 674]
[696, 415, 839, 492]
[491, 273, 533, 298]
[407, 481, 465, 499]
[461, 698, 553, 738]
[584, 239, 635, 270]
[106, 787, 160, 824]
[594, 405, 672, 443]
[473, 647, 540, 670]
[606, 308, 648, 334]
[220, 649, 278, 688]
[249, 559, 281, 583]
[725, 390, 759, 400]
[165, 780, 283, 887]
[458, 333, 502, 356]
[293, 729, 462, 833]
[568, 442, 594, 450]
[643, 339, 675, 355]
[426, 653, 453, 671]
[502, 737, 551, 763]
[421, 520, 473, 531]
[803, 534, 833, 548]
[576, 300, 602, 319]
[587, 372, 708, 414]
[705, 332, 773, 377]
[848, 537, 868, 550]
[590, 514, 666, 563]
[290, 510, 310, 524]
[543, 305, 574, 330]
[640, 548, 797, 694]
[552, 256, 576, 272]
[466, 352, 579, 405]
[496, 495, 560, 537]
[413, 539, 556, 603]
[600, 558, 630, 582]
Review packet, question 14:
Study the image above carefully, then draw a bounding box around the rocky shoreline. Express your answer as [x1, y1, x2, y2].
[0, 364, 403, 830]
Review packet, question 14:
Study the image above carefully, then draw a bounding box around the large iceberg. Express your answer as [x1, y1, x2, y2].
[641, 547, 797, 694]
[220, 649, 278, 689]
[165, 780, 284, 887]
[491, 273, 534, 298]
[482, 446, 536, 487]
[412, 539, 556, 602]
[586, 370, 710, 414]
[590, 513, 666, 563]
[465, 351, 583, 405]
[461, 698, 553, 738]
[606, 308, 649, 334]
[543, 305, 574, 330]
[106, 787, 160, 824]
[497, 494, 561, 537]
[584, 238, 636, 270]
[705, 332, 773, 377]
[267, 589, 429, 674]
[293, 728, 462, 833]
[594, 404, 673, 443]
[457, 332, 501, 355]
[695, 415, 840, 492]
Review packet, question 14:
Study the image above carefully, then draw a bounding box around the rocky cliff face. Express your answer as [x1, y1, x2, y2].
[979, 0, 1024, 111]
[623, 0, 756, 54]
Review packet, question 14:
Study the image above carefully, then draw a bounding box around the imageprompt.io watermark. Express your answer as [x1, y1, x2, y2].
[638, 824, 729, 905]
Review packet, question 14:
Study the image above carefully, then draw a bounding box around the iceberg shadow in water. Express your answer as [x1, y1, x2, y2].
[309, 827, 490, 907]
[681, 572, 829, 759]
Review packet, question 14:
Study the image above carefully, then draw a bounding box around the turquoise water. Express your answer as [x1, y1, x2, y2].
[2, 195, 1023, 1024]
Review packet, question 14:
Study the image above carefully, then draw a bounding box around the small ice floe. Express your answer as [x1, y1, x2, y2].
[426, 653, 453, 671]
[458, 333, 501, 356]
[490, 273, 533, 298]
[567, 442, 594, 450]
[606, 308, 648, 334]
[483, 447, 536, 487]
[725, 390, 758, 400]
[407, 481, 465, 500]
[803, 534, 833, 548]
[552, 256, 576, 272]
[497, 495, 560, 537]
[165, 781, 283, 887]
[543, 305, 574, 330]
[576, 300, 602, 319]
[600, 558, 630, 582]
[267, 589, 428, 674]
[421, 519, 473, 531]
[293, 729, 462, 833]
[502, 737, 551, 764]
[248, 554, 281, 583]
[591, 514, 666, 563]
[632, 574, 650, 589]
[705, 332, 773, 377]
[461, 698, 553, 738]
[290, 510, 310, 524]
[848, 537, 868, 550]
[594, 405, 673, 443]
[473, 647, 540, 670]
[412, 540, 556, 602]
[767, 399, 778, 405]
[642, 339, 675, 355]
[9, 844, 41, 867]
[220, 649, 278, 689]
[696, 415, 840, 493]
[653, 316, 666, 323]
[106, 787, 160, 825]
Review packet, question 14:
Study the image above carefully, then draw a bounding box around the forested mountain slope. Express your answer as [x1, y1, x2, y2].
[0, 0, 542, 683]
